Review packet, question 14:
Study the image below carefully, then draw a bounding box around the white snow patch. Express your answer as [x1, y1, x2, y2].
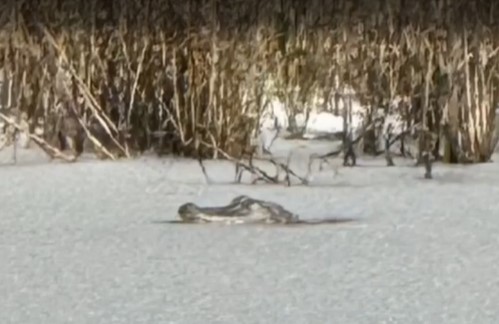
[299, 111, 364, 139]
[259, 97, 289, 131]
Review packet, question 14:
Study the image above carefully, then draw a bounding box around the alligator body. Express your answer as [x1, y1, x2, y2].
[177, 195, 300, 224]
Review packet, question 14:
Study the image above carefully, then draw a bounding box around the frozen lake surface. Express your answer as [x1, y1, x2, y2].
[1, 139, 499, 324]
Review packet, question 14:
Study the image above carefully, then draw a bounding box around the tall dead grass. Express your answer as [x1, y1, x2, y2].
[0, 0, 497, 163]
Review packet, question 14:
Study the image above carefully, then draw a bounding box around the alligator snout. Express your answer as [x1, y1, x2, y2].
[177, 203, 206, 222]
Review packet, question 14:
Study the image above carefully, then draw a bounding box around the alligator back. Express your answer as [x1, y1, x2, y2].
[177, 196, 299, 224]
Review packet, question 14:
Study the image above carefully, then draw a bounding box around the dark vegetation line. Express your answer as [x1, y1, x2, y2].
[0, 0, 496, 169]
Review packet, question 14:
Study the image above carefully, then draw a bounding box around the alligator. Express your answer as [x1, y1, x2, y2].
[177, 195, 300, 224]
[174, 195, 358, 226]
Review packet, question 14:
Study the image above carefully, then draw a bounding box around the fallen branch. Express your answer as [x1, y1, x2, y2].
[308, 117, 422, 171]
[266, 150, 309, 185]
[307, 148, 342, 175]
[307, 116, 382, 172]
[76, 116, 117, 161]
[0, 112, 77, 162]
[197, 156, 212, 184]
[307, 123, 369, 173]
[241, 149, 281, 184]
[198, 140, 308, 186]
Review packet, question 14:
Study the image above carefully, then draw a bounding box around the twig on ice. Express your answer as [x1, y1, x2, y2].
[198, 139, 307, 186]
[197, 155, 213, 184]
[267, 150, 309, 186]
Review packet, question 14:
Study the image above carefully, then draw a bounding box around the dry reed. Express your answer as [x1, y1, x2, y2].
[0, 0, 497, 163]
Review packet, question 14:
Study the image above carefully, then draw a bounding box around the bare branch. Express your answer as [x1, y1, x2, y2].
[0, 112, 76, 162]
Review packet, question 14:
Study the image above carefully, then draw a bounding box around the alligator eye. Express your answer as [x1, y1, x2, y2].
[231, 195, 250, 204]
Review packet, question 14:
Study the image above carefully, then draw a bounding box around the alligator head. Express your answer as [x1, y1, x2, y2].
[177, 196, 300, 224]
